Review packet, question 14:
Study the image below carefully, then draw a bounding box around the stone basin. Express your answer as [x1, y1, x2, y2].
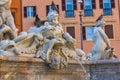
[0, 56, 120, 80]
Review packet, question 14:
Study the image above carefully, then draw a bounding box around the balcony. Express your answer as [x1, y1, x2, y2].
[103, 8, 112, 15]
[65, 10, 74, 17]
[84, 9, 93, 16]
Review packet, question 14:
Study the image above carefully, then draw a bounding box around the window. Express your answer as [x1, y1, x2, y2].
[24, 6, 36, 18]
[83, 26, 94, 40]
[65, 0, 74, 17]
[62, 0, 77, 17]
[84, 0, 93, 16]
[105, 25, 114, 39]
[103, 0, 112, 15]
[46, 5, 59, 16]
[99, 0, 115, 15]
[80, 0, 96, 16]
[82, 25, 114, 40]
[62, 0, 66, 10]
[66, 27, 75, 38]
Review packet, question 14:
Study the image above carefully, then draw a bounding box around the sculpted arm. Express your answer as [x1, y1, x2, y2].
[98, 28, 110, 47]
[59, 24, 64, 33]
[0, 0, 9, 5]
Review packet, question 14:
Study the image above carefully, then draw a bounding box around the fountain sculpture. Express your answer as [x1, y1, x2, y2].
[0, 1, 118, 80]
[86, 15, 117, 60]
[0, 0, 18, 40]
[0, 1, 85, 69]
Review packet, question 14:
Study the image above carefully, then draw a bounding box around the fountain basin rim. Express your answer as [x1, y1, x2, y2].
[0, 56, 119, 65]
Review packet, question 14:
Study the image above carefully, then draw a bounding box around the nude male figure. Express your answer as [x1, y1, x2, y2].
[0, 0, 18, 36]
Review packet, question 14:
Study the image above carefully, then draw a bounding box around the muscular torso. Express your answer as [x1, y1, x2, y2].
[92, 27, 107, 52]
[53, 24, 63, 38]
[42, 23, 63, 39]
[0, 0, 11, 10]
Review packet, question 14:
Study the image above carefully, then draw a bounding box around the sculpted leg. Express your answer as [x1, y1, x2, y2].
[0, 24, 15, 40]
[13, 32, 28, 43]
[6, 12, 18, 36]
[45, 39, 57, 62]
[45, 39, 64, 62]
[92, 53, 103, 60]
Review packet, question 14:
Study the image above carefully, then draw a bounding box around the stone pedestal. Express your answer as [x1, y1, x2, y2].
[0, 56, 120, 80]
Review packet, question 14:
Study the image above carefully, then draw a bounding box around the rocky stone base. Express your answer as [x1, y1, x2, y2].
[0, 56, 120, 80]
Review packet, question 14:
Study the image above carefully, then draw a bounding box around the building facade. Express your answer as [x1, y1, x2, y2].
[20, 0, 120, 57]
[11, 0, 22, 33]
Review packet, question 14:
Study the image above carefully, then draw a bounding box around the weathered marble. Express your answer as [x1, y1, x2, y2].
[0, 56, 86, 80]
[0, 0, 18, 38]
[0, 56, 120, 80]
[0, 2, 119, 80]
[86, 15, 116, 60]
[0, 1, 85, 69]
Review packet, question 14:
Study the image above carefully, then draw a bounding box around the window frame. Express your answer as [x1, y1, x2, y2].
[66, 26, 75, 38]
[65, 0, 74, 17]
[104, 25, 114, 39]
[83, 26, 95, 40]
[84, 0, 93, 16]
[24, 6, 36, 18]
[103, 0, 112, 15]
[99, 0, 115, 15]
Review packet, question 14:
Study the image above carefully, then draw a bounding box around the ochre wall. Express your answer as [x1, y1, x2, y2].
[11, 0, 22, 33]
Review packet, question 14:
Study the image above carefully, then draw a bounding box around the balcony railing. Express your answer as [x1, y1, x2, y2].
[84, 9, 93, 16]
[65, 10, 74, 17]
[103, 8, 112, 15]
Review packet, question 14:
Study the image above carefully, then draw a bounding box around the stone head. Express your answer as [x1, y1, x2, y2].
[96, 19, 106, 28]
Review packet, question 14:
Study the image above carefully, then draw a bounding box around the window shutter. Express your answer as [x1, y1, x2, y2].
[73, 0, 77, 10]
[57, 5, 59, 13]
[99, 0, 103, 9]
[80, 0, 84, 10]
[24, 7, 27, 17]
[66, 27, 75, 38]
[111, 0, 115, 8]
[33, 6, 36, 17]
[62, 0, 66, 10]
[105, 25, 114, 39]
[46, 5, 49, 16]
[82, 26, 86, 40]
[92, 0, 96, 9]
